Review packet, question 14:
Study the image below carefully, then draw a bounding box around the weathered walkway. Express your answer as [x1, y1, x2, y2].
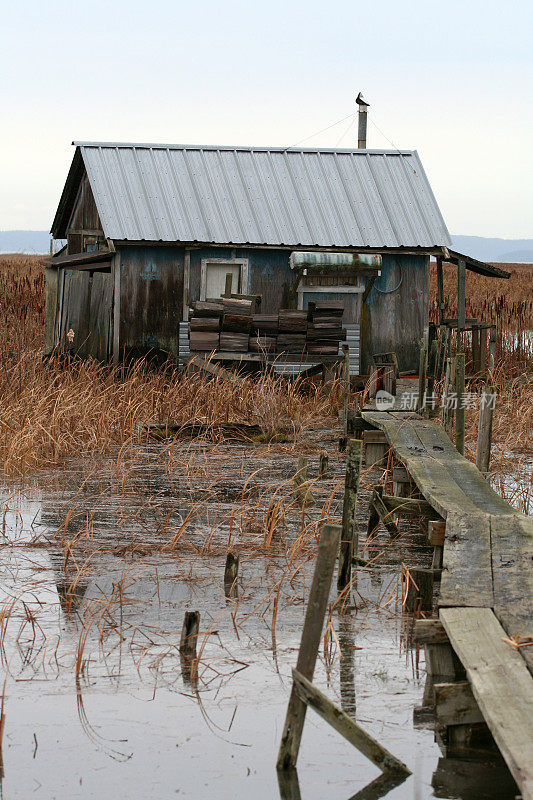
[361, 407, 533, 799]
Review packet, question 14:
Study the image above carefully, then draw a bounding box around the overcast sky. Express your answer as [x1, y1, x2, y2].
[1, 0, 531, 237]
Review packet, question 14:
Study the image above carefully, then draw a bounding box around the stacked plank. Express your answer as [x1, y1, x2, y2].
[306, 301, 346, 355]
[189, 300, 346, 357]
[249, 314, 278, 353]
[220, 297, 253, 352]
[277, 310, 308, 354]
[189, 301, 223, 351]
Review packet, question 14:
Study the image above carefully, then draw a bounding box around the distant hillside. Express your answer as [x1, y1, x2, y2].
[2, 230, 532, 262]
[0, 230, 50, 254]
[452, 236, 533, 263]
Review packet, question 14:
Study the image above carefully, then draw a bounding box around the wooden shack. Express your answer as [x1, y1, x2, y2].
[47, 142, 508, 373]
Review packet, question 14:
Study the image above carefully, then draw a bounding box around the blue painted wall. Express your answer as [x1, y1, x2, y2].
[361, 253, 429, 373]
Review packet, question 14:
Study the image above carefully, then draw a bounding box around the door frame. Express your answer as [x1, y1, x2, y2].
[200, 257, 249, 300]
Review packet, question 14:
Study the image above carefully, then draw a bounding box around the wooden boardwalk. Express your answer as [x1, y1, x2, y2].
[361, 407, 533, 799]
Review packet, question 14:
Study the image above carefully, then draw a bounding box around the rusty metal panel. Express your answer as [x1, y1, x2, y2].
[73, 143, 452, 249]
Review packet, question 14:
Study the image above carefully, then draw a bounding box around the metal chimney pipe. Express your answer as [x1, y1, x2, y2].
[356, 92, 370, 148]
[358, 106, 368, 149]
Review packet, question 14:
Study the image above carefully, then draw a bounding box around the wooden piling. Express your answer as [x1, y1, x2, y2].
[338, 439, 363, 592]
[180, 610, 200, 659]
[488, 324, 497, 371]
[403, 567, 433, 613]
[455, 354, 465, 455]
[224, 551, 239, 598]
[277, 523, 341, 770]
[293, 456, 314, 506]
[476, 387, 496, 475]
[418, 340, 427, 413]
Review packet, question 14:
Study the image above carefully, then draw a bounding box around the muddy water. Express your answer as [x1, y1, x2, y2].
[0, 436, 517, 799]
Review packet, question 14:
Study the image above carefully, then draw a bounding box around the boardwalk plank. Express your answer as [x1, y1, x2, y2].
[491, 514, 533, 674]
[440, 607, 533, 800]
[440, 511, 494, 608]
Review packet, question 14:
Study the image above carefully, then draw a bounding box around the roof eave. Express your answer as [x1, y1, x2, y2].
[439, 247, 511, 279]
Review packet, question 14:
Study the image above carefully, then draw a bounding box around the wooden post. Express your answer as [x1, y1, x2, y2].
[180, 611, 200, 659]
[471, 325, 481, 374]
[457, 260, 466, 333]
[277, 524, 341, 770]
[455, 354, 465, 455]
[417, 339, 427, 413]
[476, 387, 496, 475]
[338, 439, 363, 592]
[392, 465, 410, 498]
[488, 324, 497, 371]
[293, 456, 314, 506]
[224, 272, 233, 297]
[342, 344, 350, 447]
[224, 551, 239, 598]
[427, 338, 438, 408]
[479, 326, 488, 377]
[442, 356, 456, 437]
[436, 256, 445, 324]
[403, 567, 433, 612]
[318, 452, 328, 479]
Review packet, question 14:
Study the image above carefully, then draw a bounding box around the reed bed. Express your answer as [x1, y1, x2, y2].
[430, 261, 533, 373]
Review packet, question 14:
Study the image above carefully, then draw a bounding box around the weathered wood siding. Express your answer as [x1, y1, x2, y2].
[66, 172, 105, 254]
[118, 246, 184, 359]
[44, 267, 59, 355]
[361, 254, 429, 374]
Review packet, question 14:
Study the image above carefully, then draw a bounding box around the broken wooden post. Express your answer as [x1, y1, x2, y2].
[338, 439, 363, 592]
[476, 386, 496, 475]
[417, 339, 427, 413]
[455, 353, 465, 455]
[277, 523, 341, 770]
[224, 551, 239, 598]
[291, 669, 410, 776]
[293, 456, 314, 506]
[367, 485, 400, 538]
[180, 610, 200, 660]
[403, 567, 433, 612]
[318, 452, 328, 479]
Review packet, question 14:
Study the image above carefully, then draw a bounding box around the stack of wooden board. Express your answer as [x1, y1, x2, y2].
[306, 301, 346, 355]
[220, 297, 253, 352]
[277, 310, 308, 353]
[250, 314, 278, 353]
[188, 300, 346, 358]
[189, 301, 223, 351]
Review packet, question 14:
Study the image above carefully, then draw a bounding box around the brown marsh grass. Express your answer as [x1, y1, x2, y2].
[0, 254, 531, 505]
[430, 261, 533, 373]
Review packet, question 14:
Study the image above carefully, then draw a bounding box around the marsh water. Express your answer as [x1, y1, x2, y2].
[0, 433, 517, 799]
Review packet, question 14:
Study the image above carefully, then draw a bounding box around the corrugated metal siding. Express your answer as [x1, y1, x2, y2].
[75, 143, 451, 249]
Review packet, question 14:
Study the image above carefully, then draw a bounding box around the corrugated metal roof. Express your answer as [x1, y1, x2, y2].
[68, 142, 452, 248]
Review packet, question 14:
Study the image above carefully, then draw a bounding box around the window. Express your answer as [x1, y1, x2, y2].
[200, 258, 249, 300]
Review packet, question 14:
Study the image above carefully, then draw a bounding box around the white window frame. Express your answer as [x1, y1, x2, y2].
[200, 258, 249, 300]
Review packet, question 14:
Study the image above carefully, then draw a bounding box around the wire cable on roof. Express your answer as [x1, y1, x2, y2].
[283, 113, 356, 151]
[368, 117, 419, 177]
